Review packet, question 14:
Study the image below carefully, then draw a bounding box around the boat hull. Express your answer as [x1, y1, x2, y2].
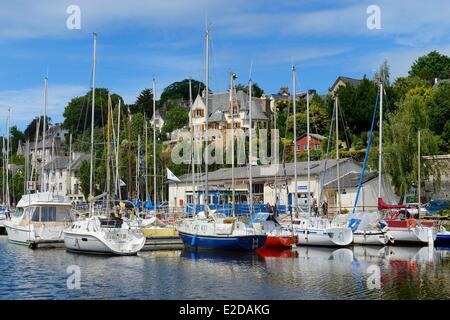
[352, 231, 390, 245]
[178, 231, 266, 251]
[64, 231, 145, 256]
[263, 235, 297, 248]
[296, 227, 353, 247]
[436, 232, 450, 245]
[4, 220, 64, 247]
[388, 227, 436, 244]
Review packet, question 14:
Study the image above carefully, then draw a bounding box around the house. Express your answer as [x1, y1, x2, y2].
[25, 123, 68, 172]
[42, 152, 89, 203]
[291, 133, 325, 153]
[150, 108, 165, 132]
[329, 76, 362, 95]
[190, 89, 271, 140]
[269, 87, 317, 113]
[167, 158, 399, 214]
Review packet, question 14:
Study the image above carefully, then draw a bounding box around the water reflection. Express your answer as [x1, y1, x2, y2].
[0, 236, 449, 300]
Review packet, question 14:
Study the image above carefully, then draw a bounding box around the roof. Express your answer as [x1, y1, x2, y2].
[330, 76, 362, 91]
[296, 133, 325, 141]
[43, 153, 90, 171]
[173, 158, 360, 184]
[208, 110, 226, 123]
[195, 90, 269, 121]
[323, 171, 376, 189]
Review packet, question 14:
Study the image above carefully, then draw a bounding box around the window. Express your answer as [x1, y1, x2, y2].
[59, 183, 63, 191]
[31, 207, 40, 222]
[59, 170, 63, 178]
[303, 145, 308, 151]
[315, 144, 320, 150]
[252, 184, 264, 194]
[41, 207, 48, 222]
[74, 184, 79, 194]
[233, 106, 238, 115]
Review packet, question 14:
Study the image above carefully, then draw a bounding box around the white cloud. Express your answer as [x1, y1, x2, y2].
[0, 84, 87, 130]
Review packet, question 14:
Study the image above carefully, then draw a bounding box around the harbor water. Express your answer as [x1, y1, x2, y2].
[0, 237, 449, 299]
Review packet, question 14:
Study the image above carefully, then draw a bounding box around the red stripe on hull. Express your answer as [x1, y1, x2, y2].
[263, 235, 297, 248]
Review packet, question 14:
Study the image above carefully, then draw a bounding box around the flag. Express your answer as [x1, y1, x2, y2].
[167, 168, 181, 182]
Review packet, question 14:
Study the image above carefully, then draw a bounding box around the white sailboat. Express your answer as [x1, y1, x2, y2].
[4, 90, 74, 247]
[344, 83, 392, 246]
[291, 67, 353, 247]
[63, 33, 145, 255]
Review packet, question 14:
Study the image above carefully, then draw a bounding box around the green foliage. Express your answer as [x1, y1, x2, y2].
[77, 160, 90, 198]
[130, 88, 154, 116]
[9, 126, 26, 154]
[159, 79, 206, 107]
[62, 88, 124, 136]
[161, 106, 189, 135]
[24, 116, 51, 141]
[427, 82, 450, 135]
[334, 77, 379, 136]
[409, 51, 450, 84]
[235, 82, 264, 97]
[383, 95, 440, 195]
[438, 121, 450, 153]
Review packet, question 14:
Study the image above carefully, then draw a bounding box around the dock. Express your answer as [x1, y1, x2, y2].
[142, 236, 184, 251]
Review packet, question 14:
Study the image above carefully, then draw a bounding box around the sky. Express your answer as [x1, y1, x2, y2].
[0, 0, 449, 131]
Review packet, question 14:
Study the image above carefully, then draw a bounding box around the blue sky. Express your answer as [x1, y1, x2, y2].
[1, 0, 450, 131]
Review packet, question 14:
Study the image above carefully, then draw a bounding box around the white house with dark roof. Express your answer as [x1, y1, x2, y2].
[190, 89, 271, 140]
[329, 76, 362, 95]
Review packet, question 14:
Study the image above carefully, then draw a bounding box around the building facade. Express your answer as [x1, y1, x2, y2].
[168, 158, 399, 214]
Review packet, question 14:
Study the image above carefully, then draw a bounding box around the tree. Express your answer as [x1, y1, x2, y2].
[24, 116, 51, 141]
[427, 82, 450, 135]
[161, 106, 189, 135]
[235, 82, 264, 97]
[131, 88, 154, 116]
[9, 126, 26, 154]
[160, 79, 206, 107]
[77, 160, 90, 198]
[334, 77, 379, 137]
[62, 88, 123, 136]
[409, 51, 450, 83]
[374, 59, 390, 87]
[383, 95, 440, 195]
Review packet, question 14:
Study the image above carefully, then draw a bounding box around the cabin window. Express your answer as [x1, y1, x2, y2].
[54, 207, 70, 222]
[31, 207, 40, 222]
[41, 207, 57, 221]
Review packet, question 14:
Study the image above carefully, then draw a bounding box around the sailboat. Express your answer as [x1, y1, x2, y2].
[128, 79, 178, 239]
[4, 82, 74, 248]
[63, 33, 145, 255]
[376, 86, 436, 245]
[176, 30, 267, 251]
[290, 67, 353, 247]
[345, 83, 392, 246]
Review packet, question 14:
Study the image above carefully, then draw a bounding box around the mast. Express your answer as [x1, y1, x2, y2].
[41, 78, 48, 192]
[377, 82, 383, 199]
[89, 32, 97, 199]
[137, 134, 140, 200]
[292, 66, 298, 215]
[307, 91, 311, 216]
[68, 133, 72, 196]
[203, 29, 210, 212]
[5, 109, 10, 207]
[106, 94, 112, 214]
[115, 100, 121, 200]
[229, 72, 236, 217]
[145, 114, 148, 203]
[248, 79, 253, 215]
[127, 107, 132, 200]
[336, 97, 341, 215]
[152, 79, 157, 207]
[418, 130, 421, 209]
[189, 78, 196, 214]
